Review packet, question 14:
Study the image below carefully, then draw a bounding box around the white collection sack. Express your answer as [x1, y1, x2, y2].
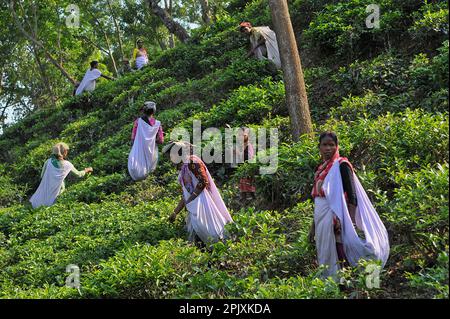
[75, 68, 102, 96]
[179, 161, 233, 244]
[251, 26, 282, 69]
[30, 159, 76, 209]
[321, 160, 390, 268]
[128, 118, 160, 181]
[135, 55, 148, 70]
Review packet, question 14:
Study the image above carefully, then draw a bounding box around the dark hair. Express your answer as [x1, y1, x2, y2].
[319, 131, 338, 145]
[142, 108, 155, 116]
[90, 61, 98, 68]
[163, 142, 193, 158]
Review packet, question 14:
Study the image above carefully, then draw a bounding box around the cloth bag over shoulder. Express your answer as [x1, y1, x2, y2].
[30, 160, 74, 208]
[128, 118, 160, 181]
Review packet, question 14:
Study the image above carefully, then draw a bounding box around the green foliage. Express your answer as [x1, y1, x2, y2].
[179, 77, 285, 128]
[409, 40, 449, 94]
[303, 0, 405, 61]
[0, 165, 28, 208]
[377, 163, 449, 259]
[330, 91, 384, 121]
[406, 252, 449, 299]
[59, 173, 130, 204]
[409, 1, 449, 50]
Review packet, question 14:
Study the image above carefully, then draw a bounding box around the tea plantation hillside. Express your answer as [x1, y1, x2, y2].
[0, 0, 448, 298]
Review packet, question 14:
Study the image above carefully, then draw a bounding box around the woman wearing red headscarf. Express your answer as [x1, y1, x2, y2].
[239, 21, 281, 69]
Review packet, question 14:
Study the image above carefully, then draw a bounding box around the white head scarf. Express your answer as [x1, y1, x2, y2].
[143, 101, 156, 112]
[52, 142, 69, 160]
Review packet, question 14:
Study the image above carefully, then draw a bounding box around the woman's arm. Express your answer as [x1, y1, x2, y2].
[185, 184, 203, 206]
[178, 161, 209, 210]
[186, 162, 208, 204]
[340, 162, 357, 224]
[131, 120, 138, 141]
[169, 197, 185, 222]
[156, 125, 164, 144]
[70, 164, 93, 178]
[101, 74, 114, 81]
[248, 33, 266, 57]
[170, 161, 209, 222]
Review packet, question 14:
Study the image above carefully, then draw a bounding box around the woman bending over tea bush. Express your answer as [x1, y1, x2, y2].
[164, 141, 233, 246]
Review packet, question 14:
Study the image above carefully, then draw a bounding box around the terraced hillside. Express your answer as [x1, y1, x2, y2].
[0, 0, 448, 298]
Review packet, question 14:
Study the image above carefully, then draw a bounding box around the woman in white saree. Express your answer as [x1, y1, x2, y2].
[239, 21, 282, 69]
[308, 132, 389, 279]
[75, 61, 114, 96]
[132, 39, 149, 70]
[30, 143, 93, 209]
[128, 101, 164, 181]
[164, 141, 233, 246]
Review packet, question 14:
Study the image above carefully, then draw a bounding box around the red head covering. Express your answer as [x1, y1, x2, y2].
[239, 22, 252, 28]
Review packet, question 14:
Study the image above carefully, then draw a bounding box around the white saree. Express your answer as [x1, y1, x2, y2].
[314, 160, 390, 278]
[30, 159, 78, 209]
[75, 68, 102, 95]
[128, 118, 160, 181]
[135, 55, 148, 70]
[250, 27, 282, 69]
[179, 160, 233, 244]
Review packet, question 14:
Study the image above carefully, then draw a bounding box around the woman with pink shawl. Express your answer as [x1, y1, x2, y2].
[164, 141, 233, 246]
[308, 132, 390, 280]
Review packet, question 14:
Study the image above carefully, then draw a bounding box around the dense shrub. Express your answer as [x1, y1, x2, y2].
[0, 165, 28, 208]
[303, 0, 408, 62]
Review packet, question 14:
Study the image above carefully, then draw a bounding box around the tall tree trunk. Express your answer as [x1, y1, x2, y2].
[151, 24, 167, 51]
[10, 0, 77, 85]
[168, 34, 175, 48]
[147, 0, 190, 44]
[164, 0, 176, 48]
[31, 46, 57, 108]
[199, 0, 211, 25]
[76, 34, 113, 56]
[169, 0, 175, 48]
[90, 14, 119, 76]
[57, 27, 63, 66]
[102, 32, 119, 76]
[157, 37, 168, 51]
[268, 0, 313, 140]
[0, 69, 3, 95]
[29, 3, 56, 107]
[106, 0, 125, 60]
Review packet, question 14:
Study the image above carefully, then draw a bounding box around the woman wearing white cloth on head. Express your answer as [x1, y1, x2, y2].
[308, 132, 389, 280]
[164, 141, 233, 246]
[128, 101, 164, 181]
[75, 61, 114, 96]
[30, 143, 93, 209]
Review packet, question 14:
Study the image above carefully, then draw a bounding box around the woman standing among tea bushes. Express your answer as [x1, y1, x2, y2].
[308, 132, 389, 279]
[128, 101, 164, 181]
